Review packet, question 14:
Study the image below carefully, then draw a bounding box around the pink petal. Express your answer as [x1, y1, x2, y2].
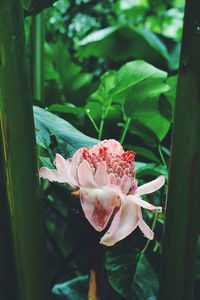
[135, 176, 165, 196]
[100, 198, 139, 246]
[80, 186, 120, 231]
[127, 195, 162, 212]
[54, 154, 67, 176]
[39, 154, 79, 188]
[104, 139, 124, 155]
[39, 167, 66, 183]
[95, 162, 109, 186]
[138, 209, 154, 240]
[64, 159, 79, 189]
[109, 173, 117, 185]
[55, 154, 78, 188]
[119, 175, 132, 194]
[77, 160, 96, 188]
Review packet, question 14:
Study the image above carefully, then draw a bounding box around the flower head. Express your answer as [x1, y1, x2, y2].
[40, 139, 165, 246]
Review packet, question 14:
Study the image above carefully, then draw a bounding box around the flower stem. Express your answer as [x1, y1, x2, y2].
[98, 102, 112, 140]
[98, 118, 104, 140]
[120, 117, 131, 145]
[158, 144, 167, 166]
[86, 110, 99, 134]
[140, 210, 159, 254]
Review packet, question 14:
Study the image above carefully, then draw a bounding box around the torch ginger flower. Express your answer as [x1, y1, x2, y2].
[39, 139, 165, 246]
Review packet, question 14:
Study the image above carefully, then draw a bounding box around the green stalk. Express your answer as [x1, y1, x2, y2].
[120, 117, 131, 145]
[158, 144, 167, 167]
[0, 1, 46, 300]
[98, 101, 112, 140]
[31, 12, 44, 102]
[86, 110, 99, 134]
[159, 1, 200, 299]
[140, 210, 159, 255]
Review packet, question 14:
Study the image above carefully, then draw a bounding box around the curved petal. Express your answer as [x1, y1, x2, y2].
[95, 162, 109, 186]
[39, 154, 70, 183]
[80, 186, 120, 232]
[64, 159, 79, 189]
[104, 139, 124, 155]
[119, 175, 132, 194]
[138, 209, 154, 240]
[135, 176, 165, 196]
[39, 167, 66, 183]
[127, 195, 162, 212]
[100, 197, 139, 246]
[77, 160, 96, 188]
[54, 154, 67, 176]
[91, 139, 124, 156]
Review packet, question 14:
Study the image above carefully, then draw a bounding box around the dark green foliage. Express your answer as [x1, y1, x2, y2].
[105, 244, 159, 299]
[52, 276, 88, 300]
[34, 106, 98, 156]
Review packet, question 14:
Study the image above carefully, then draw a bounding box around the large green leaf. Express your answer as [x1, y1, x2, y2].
[48, 103, 86, 115]
[77, 25, 169, 68]
[105, 245, 159, 299]
[129, 110, 171, 146]
[135, 162, 168, 178]
[131, 254, 159, 300]
[111, 60, 168, 97]
[111, 61, 171, 144]
[33, 106, 99, 157]
[91, 60, 169, 111]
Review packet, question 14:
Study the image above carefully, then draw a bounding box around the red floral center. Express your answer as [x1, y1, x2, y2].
[82, 147, 136, 179]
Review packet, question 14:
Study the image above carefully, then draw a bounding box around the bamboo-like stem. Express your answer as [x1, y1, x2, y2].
[159, 1, 200, 299]
[31, 12, 44, 103]
[0, 2, 46, 300]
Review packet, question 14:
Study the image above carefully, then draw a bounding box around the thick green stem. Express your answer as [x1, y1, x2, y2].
[159, 1, 200, 299]
[0, 2, 46, 300]
[31, 12, 44, 102]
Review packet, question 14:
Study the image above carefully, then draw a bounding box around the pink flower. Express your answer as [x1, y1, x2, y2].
[39, 139, 165, 246]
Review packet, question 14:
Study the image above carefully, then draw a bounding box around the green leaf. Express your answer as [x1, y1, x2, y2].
[38, 156, 54, 168]
[85, 101, 103, 120]
[129, 113, 171, 147]
[33, 106, 99, 156]
[48, 104, 86, 115]
[77, 25, 169, 67]
[91, 70, 117, 104]
[52, 275, 88, 300]
[22, 0, 31, 10]
[111, 60, 168, 97]
[105, 245, 159, 299]
[131, 254, 159, 300]
[135, 162, 168, 178]
[105, 246, 141, 298]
